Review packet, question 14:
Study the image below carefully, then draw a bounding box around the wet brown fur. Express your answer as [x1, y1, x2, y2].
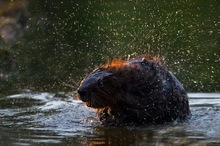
[78, 55, 191, 125]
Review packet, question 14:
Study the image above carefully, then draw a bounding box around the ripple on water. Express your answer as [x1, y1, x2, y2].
[1, 92, 220, 145]
[2, 92, 97, 136]
[188, 93, 220, 138]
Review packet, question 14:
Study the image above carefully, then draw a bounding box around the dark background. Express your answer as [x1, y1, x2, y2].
[1, 0, 220, 94]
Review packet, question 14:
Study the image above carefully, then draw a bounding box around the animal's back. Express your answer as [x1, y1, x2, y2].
[111, 57, 190, 124]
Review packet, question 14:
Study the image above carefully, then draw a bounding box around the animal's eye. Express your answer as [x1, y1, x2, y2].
[97, 79, 103, 86]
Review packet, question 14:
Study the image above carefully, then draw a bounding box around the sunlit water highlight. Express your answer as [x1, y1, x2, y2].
[0, 92, 220, 145]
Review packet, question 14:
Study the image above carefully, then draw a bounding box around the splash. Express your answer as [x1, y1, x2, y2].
[104, 59, 127, 68]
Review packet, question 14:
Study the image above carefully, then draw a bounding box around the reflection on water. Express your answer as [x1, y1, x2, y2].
[0, 92, 220, 145]
[188, 93, 220, 139]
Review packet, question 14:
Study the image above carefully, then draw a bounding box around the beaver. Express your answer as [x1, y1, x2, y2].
[77, 55, 191, 126]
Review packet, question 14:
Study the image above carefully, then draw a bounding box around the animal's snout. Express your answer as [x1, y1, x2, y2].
[77, 88, 89, 102]
[77, 88, 87, 96]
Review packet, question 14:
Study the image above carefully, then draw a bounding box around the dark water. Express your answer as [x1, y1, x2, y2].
[0, 92, 220, 146]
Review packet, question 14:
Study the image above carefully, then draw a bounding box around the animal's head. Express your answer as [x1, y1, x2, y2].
[77, 68, 120, 108]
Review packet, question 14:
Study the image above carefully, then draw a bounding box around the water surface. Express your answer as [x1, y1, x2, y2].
[0, 92, 220, 145]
